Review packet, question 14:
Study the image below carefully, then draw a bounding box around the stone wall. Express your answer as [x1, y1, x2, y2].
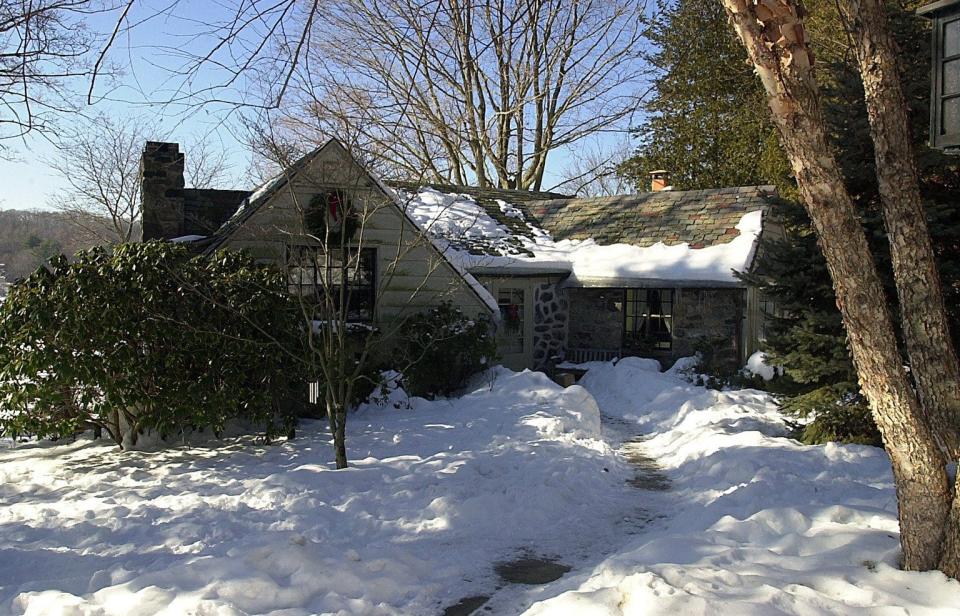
[672, 288, 744, 367]
[567, 288, 623, 352]
[532, 282, 568, 369]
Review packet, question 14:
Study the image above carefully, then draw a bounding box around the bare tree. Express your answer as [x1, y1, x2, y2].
[46, 114, 231, 243]
[239, 120, 499, 468]
[836, 0, 960, 575]
[251, 0, 647, 190]
[0, 1, 105, 152]
[552, 138, 635, 196]
[720, 0, 959, 576]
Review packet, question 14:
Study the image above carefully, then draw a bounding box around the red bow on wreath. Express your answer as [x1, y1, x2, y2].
[328, 193, 341, 222]
[508, 304, 520, 322]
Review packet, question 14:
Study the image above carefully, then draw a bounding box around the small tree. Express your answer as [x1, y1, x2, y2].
[0, 242, 304, 447]
[249, 130, 500, 469]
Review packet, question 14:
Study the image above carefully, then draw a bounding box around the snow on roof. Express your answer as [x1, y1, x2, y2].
[170, 234, 207, 243]
[399, 186, 766, 285]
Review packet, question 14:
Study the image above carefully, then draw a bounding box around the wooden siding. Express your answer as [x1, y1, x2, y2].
[218, 142, 493, 324]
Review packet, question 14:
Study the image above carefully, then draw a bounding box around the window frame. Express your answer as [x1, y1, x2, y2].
[623, 288, 675, 351]
[286, 244, 377, 322]
[931, 13, 960, 149]
[496, 287, 526, 354]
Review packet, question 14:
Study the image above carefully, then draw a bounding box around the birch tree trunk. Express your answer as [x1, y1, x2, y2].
[837, 0, 960, 576]
[719, 0, 954, 573]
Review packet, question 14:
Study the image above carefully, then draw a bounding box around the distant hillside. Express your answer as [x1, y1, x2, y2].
[0, 210, 103, 282]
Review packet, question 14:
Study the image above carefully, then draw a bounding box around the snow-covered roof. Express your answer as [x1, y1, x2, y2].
[196, 142, 775, 287]
[397, 185, 773, 286]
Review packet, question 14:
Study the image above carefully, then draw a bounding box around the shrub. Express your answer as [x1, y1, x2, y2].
[0, 242, 306, 447]
[688, 336, 761, 390]
[779, 385, 881, 446]
[392, 302, 496, 398]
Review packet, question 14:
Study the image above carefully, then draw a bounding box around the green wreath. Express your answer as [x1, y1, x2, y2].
[305, 190, 359, 242]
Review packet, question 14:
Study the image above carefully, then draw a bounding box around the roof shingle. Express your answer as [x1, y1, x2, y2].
[526, 185, 778, 248]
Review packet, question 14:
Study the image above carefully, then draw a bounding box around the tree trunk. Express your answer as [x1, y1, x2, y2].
[326, 400, 348, 470]
[720, 0, 953, 573]
[335, 410, 348, 470]
[838, 0, 960, 576]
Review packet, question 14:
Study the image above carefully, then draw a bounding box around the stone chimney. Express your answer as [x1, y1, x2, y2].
[140, 142, 185, 241]
[649, 170, 672, 192]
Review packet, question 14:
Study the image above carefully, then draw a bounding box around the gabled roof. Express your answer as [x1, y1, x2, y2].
[527, 186, 778, 249]
[196, 140, 503, 314]
[201, 146, 326, 255]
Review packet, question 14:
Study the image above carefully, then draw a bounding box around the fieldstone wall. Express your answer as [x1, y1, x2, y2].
[532, 282, 568, 370]
[567, 288, 623, 352]
[671, 288, 744, 367]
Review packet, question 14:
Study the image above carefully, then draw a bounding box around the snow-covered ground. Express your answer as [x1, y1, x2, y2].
[2, 361, 959, 615]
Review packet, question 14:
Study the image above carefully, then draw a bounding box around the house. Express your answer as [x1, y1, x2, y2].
[139, 139, 782, 372]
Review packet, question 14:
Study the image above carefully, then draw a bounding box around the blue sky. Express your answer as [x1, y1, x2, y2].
[0, 1, 643, 211]
[0, 1, 257, 211]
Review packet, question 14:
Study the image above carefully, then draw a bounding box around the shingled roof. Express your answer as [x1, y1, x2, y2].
[389, 181, 569, 256]
[527, 185, 778, 249]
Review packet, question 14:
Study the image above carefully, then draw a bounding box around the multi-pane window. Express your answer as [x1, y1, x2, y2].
[286, 246, 376, 321]
[624, 288, 674, 350]
[497, 288, 525, 353]
[931, 15, 960, 148]
[758, 293, 779, 342]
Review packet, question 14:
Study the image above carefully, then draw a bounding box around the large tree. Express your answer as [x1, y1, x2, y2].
[721, 0, 960, 576]
[619, 0, 792, 193]
[268, 0, 646, 190]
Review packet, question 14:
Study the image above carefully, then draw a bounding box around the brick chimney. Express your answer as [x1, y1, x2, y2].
[140, 142, 185, 241]
[649, 170, 672, 192]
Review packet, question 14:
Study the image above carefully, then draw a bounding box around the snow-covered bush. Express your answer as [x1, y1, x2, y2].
[0, 242, 306, 448]
[392, 302, 496, 398]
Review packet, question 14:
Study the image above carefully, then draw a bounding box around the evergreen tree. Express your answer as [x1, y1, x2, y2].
[628, 0, 960, 444]
[619, 0, 793, 194]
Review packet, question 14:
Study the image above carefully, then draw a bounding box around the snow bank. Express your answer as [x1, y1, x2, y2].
[5, 360, 959, 615]
[402, 187, 764, 284]
[525, 360, 960, 615]
[0, 369, 636, 616]
[745, 350, 777, 381]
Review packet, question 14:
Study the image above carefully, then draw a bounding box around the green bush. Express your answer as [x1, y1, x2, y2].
[393, 302, 496, 399]
[0, 242, 307, 448]
[780, 385, 882, 446]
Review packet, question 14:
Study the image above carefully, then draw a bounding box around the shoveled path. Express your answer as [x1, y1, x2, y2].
[440, 411, 673, 616]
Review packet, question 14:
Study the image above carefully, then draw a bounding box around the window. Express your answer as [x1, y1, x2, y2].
[929, 13, 960, 149]
[757, 293, 779, 342]
[624, 288, 674, 350]
[497, 288, 525, 353]
[287, 246, 375, 321]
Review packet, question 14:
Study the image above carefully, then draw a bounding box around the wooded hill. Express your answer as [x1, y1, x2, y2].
[0, 210, 100, 282]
